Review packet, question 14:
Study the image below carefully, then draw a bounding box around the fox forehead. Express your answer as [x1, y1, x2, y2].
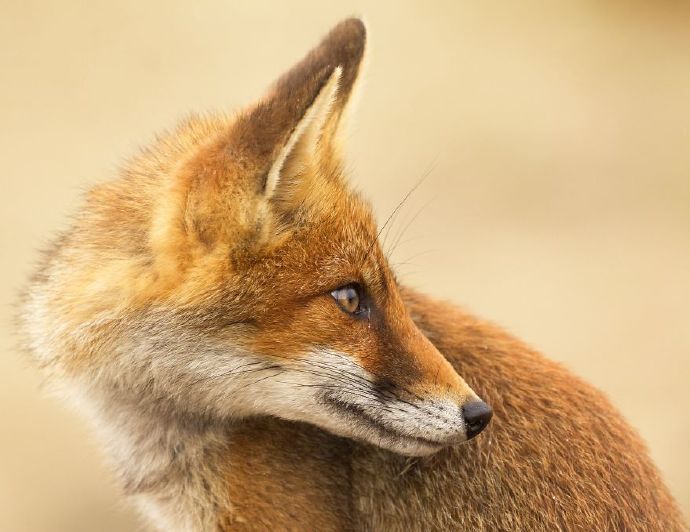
[144, 133, 389, 311]
[225, 189, 391, 307]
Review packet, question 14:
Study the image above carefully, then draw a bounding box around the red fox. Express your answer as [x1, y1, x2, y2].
[20, 17, 685, 531]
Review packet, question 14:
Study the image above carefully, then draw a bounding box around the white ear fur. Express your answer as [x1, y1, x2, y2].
[263, 66, 342, 199]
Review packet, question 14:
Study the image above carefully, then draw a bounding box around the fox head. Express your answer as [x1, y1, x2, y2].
[23, 18, 491, 456]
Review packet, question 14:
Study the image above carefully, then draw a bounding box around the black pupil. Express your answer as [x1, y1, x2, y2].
[343, 288, 358, 309]
[333, 286, 360, 313]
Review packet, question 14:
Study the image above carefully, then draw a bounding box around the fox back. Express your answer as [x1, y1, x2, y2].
[20, 18, 685, 531]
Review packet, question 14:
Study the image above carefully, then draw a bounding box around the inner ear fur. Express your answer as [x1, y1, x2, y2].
[263, 66, 342, 200]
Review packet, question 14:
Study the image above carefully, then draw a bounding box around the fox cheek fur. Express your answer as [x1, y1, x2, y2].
[20, 17, 487, 461]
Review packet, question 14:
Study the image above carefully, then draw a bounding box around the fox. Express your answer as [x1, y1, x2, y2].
[19, 17, 685, 532]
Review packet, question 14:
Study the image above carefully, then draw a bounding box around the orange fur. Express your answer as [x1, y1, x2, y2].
[213, 289, 686, 530]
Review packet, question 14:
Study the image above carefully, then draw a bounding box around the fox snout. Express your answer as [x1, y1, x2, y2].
[305, 313, 494, 456]
[361, 314, 494, 449]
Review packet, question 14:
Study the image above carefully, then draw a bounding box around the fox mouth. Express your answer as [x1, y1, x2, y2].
[322, 394, 445, 453]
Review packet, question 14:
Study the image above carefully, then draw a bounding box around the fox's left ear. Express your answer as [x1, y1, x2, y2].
[227, 17, 366, 201]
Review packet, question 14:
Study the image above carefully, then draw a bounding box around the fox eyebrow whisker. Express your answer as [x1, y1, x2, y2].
[385, 198, 435, 262]
[360, 171, 429, 269]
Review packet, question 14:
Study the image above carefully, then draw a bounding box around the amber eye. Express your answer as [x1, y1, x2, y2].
[330, 284, 366, 316]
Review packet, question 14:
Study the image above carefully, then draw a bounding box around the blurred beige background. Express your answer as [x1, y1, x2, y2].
[1, 1, 689, 530]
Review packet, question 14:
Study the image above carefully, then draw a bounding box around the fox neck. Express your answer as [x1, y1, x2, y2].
[78, 387, 235, 531]
[84, 387, 356, 530]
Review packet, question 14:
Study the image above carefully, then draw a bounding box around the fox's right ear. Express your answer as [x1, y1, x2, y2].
[227, 17, 367, 202]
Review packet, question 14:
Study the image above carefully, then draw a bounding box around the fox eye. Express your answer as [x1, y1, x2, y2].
[331, 284, 367, 316]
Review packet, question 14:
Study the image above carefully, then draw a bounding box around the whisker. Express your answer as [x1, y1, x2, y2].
[386, 196, 434, 260]
[360, 165, 433, 268]
[200, 350, 454, 432]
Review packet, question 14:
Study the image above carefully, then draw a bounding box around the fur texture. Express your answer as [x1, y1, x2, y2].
[20, 17, 685, 531]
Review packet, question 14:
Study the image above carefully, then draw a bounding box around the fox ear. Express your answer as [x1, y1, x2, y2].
[263, 66, 342, 199]
[152, 20, 366, 272]
[227, 18, 367, 200]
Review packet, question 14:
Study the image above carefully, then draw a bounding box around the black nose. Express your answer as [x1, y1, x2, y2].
[462, 401, 493, 440]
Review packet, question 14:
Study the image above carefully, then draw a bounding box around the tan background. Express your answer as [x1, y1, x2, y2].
[1, 1, 689, 530]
